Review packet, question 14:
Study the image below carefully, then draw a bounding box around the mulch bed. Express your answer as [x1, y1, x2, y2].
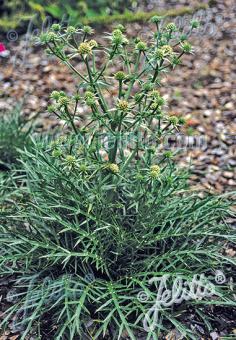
[0, 0, 235, 338]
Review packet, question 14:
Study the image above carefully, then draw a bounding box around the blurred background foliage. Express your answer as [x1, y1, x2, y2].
[0, 0, 207, 32]
[0, 0, 140, 31]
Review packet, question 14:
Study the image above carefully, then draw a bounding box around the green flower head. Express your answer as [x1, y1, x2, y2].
[136, 41, 147, 51]
[114, 71, 126, 81]
[190, 20, 200, 29]
[51, 24, 61, 32]
[66, 26, 77, 34]
[166, 22, 177, 32]
[150, 165, 160, 179]
[78, 42, 92, 55]
[169, 116, 179, 126]
[58, 96, 70, 106]
[89, 39, 98, 48]
[82, 25, 94, 35]
[150, 15, 162, 24]
[116, 99, 129, 111]
[46, 31, 58, 43]
[181, 42, 192, 53]
[52, 149, 62, 158]
[65, 155, 77, 167]
[107, 163, 119, 174]
[50, 90, 61, 101]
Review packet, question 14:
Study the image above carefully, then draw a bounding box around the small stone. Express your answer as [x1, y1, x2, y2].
[225, 102, 234, 110]
[223, 171, 234, 179]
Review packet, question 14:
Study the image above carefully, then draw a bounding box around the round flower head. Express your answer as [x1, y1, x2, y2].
[51, 24, 61, 32]
[150, 165, 160, 179]
[84, 91, 95, 100]
[47, 104, 56, 113]
[150, 170, 160, 179]
[180, 34, 188, 42]
[46, 31, 58, 43]
[58, 96, 70, 106]
[82, 25, 94, 35]
[169, 116, 179, 126]
[107, 163, 119, 174]
[181, 42, 192, 53]
[66, 26, 77, 34]
[52, 149, 62, 158]
[161, 45, 173, 56]
[150, 15, 162, 24]
[190, 20, 200, 29]
[78, 42, 92, 56]
[136, 41, 147, 51]
[116, 99, 129, 111]
[149, 90, 160, 99]
[114, 71, 126, 81]
[50, 90, 61, 101]
[65, 155, 77, 167]
[85, 91, 96, 106]
[111, 29, 128, 45]
[166, 22, 177, 32]
[142, 82, 154, 92]
[155, 48, 165, 60]
[115, 24, 126, 32]
[89, 39, 98, 48]
[79, 163, 87, 173]
[164, 151, 173, 159]
[150, 165, 160, 173]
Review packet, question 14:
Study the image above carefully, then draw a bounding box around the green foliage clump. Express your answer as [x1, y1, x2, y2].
[0, 107, 33, 169]
[0, 18, 235, 340]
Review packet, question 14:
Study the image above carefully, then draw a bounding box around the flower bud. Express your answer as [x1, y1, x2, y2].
[52, 149, 62, 158]
[150, 165, 160, 172]
[89, 39, 98, 48]
[58, 96, 70, 106]
[46, 31, 58, 42]
[50, 91, 61, 101]
[107, 163, 119, 174]
[136, 41, 147, 51]
[79, 164, 87, 173]
[190, 20, 200, 29]
[115, 24, 126, 32]
[47, 105, 57, 113]
[116, 99, 129, 111]
[66, 26, 77, 34]
[166, 22, 177, 32]
[169, 116, 179, 126]
[150, 16, 162, 24]
[150, 165, 160, 179]
[150, 171, 160, 179]
[161, 45, 173, 56]
[181, 42, 192, 53]
[114, 71, 126, 81]
[51, 24, 61, 32]
[78, 42, 92, 55]
[85, 91, 96, 106]
[65, 155, 77, 167]
[164, 151, 173, 159]
[82, 25, 94, 35]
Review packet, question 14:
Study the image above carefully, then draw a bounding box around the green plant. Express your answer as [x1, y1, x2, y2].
[0, 106, 33, 170]
[0, 19, 235, 340]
